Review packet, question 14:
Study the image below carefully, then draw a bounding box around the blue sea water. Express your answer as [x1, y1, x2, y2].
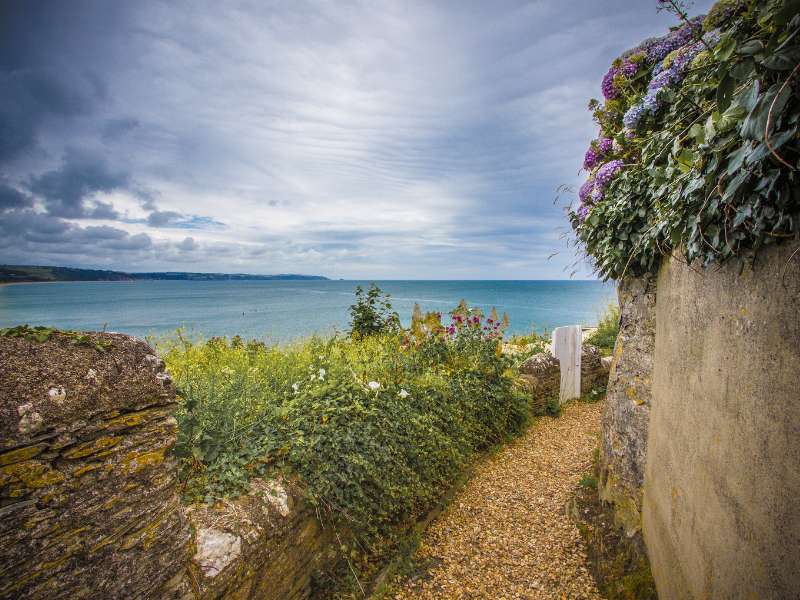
[0, 280, 615, 342]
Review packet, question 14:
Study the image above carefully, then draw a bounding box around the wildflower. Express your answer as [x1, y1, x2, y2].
[448, 326, 456, 335]
[292, 382, 299, 393]
[399, 389, 410, 399]
[318, 367, 326, 381]
[368, 381, 380, 391]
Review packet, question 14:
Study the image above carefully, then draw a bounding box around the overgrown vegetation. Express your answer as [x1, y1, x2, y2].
[162, 288, 530, 546]
[585, 303, 621, 356]
[572, 0, 800, 279]
[348, 283, 401, 337]
[0, 324, 113, 352]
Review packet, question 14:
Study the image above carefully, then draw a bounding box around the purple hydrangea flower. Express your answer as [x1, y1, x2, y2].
[583, 146, 601, 170]
[645, 17, 703, 63]
[579, 176, 595, 203]
[583, 137, 614, 170]
[591, 160, 625, 201]
[621, 60, 639, 77]
[601, 66, 620, 100]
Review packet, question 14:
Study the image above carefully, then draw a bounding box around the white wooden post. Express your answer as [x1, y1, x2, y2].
[552, 325, 582, 404]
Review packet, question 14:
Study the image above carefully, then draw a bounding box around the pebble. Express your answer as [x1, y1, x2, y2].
[392, 401, 604, 599]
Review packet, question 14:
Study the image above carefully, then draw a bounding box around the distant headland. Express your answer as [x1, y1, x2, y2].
[0, 265, 329, 284]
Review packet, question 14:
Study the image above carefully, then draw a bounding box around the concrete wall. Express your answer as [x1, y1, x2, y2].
[643, 241, 800, 599]
[599, 276, 657, 538]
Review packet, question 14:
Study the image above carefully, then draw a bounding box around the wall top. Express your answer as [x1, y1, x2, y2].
[0, 329, 174, 448]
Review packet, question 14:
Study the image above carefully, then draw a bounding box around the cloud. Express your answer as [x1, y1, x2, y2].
[101, 117, 140, 142]
[0, 0, 718, 277]
[27, 147, 128, 219]
[0, 182, 32, 211]
[0, 69, 93, 164]
[177, 236, 198, 251]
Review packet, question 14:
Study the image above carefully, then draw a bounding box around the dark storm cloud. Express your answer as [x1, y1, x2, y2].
[101, 117, 141, 142]
[0, 183, 33, 211]
[0, 69, 94, 164]
[27, 148, 128, 219]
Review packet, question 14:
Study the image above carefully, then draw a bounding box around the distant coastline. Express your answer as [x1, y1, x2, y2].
[0, 265, 329, 285]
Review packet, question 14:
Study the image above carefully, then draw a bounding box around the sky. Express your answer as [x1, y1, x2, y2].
[0, 0, 715, 279]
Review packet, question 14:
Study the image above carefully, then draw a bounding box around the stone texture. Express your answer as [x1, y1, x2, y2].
[598, 276, 656, 538]
[167, 477, 339, 600]
[195, 528, 242, 578]
[580, 345, 608, 396]
[643, 242, 800, 599]
[0, 332, 191, 600]
[518, 346, 609, 414]
[519, 352, 560, 414]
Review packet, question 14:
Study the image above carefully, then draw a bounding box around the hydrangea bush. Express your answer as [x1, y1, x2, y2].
[572, 0, 800, 279]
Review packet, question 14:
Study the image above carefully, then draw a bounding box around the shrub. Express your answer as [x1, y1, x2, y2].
[161, 298, 529, 541]
[348, 283, 400, 337]
[572, 0, 800, 279]
[586, 303, 620, 356]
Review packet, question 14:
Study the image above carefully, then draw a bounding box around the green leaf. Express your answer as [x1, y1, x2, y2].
[762, 47, 800, 71]
[716, 72, 736, 112]
[715, 35, 736, 61]
[738, 40, 765, 56]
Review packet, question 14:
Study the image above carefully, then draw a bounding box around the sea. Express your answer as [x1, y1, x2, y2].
[0, 280, 615, 343]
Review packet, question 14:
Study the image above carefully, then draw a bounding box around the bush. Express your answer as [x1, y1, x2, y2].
[348, 283, 400, 337]
[572, 0, 800, 279]
[586, 303, 620, 356]
[160, 299, 529, 541]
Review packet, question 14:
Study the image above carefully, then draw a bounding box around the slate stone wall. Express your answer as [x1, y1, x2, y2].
[0, 332, 191, 600]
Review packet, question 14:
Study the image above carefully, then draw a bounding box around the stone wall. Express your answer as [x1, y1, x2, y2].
[598, 276, 657, 538]
[0, 332, 352, 600]
[165, 478, 339, 600]
[0, 331, 191, 600]
[518, 345, 610, 414]
[643, 242, 800, 598]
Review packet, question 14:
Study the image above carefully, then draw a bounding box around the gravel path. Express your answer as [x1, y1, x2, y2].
[391, 401, 604, 600]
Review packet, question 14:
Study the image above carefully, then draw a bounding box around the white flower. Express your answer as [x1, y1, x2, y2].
[318, 368, 326, 380]
[221, 366, 234, 376]
[398, 389, 410, 399]
[292, 382, 299, 393]
[367, 381, 381, 391]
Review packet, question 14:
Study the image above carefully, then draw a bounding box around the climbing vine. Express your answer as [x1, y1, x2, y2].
[571, 0, 800, 279]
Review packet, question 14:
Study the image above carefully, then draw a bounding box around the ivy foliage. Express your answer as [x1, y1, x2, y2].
[573, 0, 800, 279]
[160, 299, 529, 541]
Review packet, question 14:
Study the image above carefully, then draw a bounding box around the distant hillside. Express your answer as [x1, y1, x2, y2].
[0, 265, 329, 284]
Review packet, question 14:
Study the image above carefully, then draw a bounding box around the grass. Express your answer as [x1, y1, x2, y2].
[585, 303, 620, 356]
